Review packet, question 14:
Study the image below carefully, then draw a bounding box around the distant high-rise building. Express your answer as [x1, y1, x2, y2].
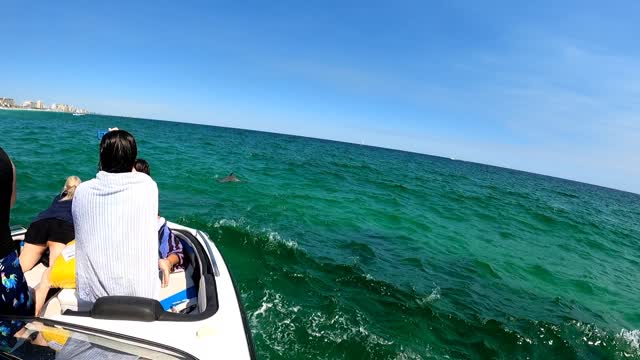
[54, 103, 72, 112]
[4, 98, 89, 113]
[0, 98, 15, 107]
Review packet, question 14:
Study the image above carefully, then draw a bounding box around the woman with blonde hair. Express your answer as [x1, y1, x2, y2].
[19, 176, 80, 314]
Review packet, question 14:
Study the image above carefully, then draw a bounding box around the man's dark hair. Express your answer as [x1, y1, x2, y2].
[99, 130, 137, 173]
[134, 158, 150, 176]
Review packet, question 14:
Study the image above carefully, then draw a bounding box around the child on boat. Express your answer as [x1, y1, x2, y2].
[134, 159, 184, 286]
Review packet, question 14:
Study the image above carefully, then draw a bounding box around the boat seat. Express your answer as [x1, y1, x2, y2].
[159, 267, 198, 312]
[175, 234, 204, 313]
[57, 289, 92, 313]
[40, 229, 202, 318]
[50, 269, 198, 315]
[24, 263, 47, 290]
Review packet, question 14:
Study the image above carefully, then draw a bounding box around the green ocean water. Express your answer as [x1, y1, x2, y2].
[2, 109, 640, 359]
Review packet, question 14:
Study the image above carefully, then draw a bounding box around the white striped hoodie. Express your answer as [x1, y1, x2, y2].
[72, 171, 160, 303]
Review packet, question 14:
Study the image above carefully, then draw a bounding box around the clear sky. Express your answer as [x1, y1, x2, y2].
[1, 1, 639, 193]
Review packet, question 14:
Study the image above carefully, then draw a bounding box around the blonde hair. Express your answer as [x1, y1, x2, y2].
[60, 176, 81, 201]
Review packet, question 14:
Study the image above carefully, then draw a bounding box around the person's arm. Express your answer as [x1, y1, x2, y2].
[165, 254, 180, 268]
[159, 223, 184, 267]
[10, 160, 16, 208]
[158, 257, 173, 288]
[158, 224, 183, 287]
[166, 230, 184, 267]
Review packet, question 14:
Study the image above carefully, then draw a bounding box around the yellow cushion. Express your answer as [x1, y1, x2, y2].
[49, 241, 76, 289]
[41, 327, 71, 350]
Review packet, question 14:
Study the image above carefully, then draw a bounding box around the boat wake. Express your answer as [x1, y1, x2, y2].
[185, 216, 640, 359]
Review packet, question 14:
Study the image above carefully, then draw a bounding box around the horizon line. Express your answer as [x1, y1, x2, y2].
[72, 109, 640, 197]
[2, 107, 636, 196]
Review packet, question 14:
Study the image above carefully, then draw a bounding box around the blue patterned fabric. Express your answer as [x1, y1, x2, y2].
[0, 251, 33, 352]
[0, 251, 33, 316]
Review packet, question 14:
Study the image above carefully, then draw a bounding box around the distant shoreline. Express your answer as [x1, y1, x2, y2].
[0, 107, 91, 114]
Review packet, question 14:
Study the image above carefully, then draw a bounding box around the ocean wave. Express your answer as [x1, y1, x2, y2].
[400, 257, 426, 271]
[250, 290, 301, 325]
[619, 329, 640, 351]
[266, 231, 298, 250]
[393, 350, 425, 360]
[554, 190, 580, 199]
[416, 285, 441, 306]
[326, 159, 379, 173]
[501, 320, 640, 358]
[191, 218, 639, 359]
[213, 218, 242, 228]
[249, 290, 302, 356]
[249, 289, 396, 359]
[210, 218, 299, 252]
[307, 310, 394, 347]
[340, 241, 377, 262]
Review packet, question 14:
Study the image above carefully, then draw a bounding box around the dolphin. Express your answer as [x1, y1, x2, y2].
[219, 172, 240, 183]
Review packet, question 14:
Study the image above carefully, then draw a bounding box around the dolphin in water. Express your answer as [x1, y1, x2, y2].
[219, 172, 240, 183]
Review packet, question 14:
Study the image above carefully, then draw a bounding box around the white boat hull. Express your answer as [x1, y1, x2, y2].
[19, 222, 255, 359]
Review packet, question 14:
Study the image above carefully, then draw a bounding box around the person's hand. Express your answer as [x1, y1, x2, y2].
[158, 258, 172, 288]
[108, 127, 119, 132]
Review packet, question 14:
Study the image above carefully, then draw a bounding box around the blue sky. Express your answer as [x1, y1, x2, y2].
[1, 1, 639, 193]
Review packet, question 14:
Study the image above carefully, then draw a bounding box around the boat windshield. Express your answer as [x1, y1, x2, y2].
[0, 317, 194, 359]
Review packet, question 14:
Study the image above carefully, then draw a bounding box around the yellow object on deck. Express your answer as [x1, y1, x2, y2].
[49, 240, 76, 289]
[41, 326, 71, 350]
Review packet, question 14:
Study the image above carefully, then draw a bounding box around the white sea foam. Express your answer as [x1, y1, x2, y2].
[252, 301, 273, 318]
[619, 329, 640, 350]
[394, 350, 424, 360]
[426, 286, 441, 302]
[249, 290, 308, 356]
[307, 308, 394, 350]
[364, 273, 375, 281]
[570, 320, 608, 340]
[251, 292, 275, 321]
[212, 218, 300, 250]
[267, 231, 298, 250]
[212, 218, 240, 228]
[565, 321, 640, 356]
[417, 285, 441, 305]
[251, 291, 287, 321]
